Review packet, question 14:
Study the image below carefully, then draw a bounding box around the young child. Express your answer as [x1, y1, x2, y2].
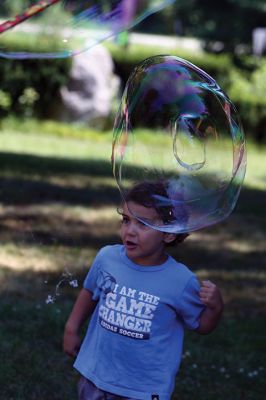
[63, 181, 224, 400]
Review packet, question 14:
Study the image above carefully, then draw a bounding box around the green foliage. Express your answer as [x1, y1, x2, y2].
[18, 88, 40, 118]
[134, 0, 266, 51]
[1, 1, 265, 54]
[0, 116, 112, 142]
[106, 42, 233, 87]
[36, 1, 70, 27]
[0, 0, 30, 16]
[107, 43, 266, 141]
[0, 90, 12, 115]
[227, 60, 266, 141]
[0, 0, 64, 20]
[1, 26, 266, 141]
[0, 33, 72, 119]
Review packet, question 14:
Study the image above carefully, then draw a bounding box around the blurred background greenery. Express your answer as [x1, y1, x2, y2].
[1, 0, 266, 140]
[0, 1, 265, 399]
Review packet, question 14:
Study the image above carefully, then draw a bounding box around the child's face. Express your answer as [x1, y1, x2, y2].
[120, 201, 173, 266]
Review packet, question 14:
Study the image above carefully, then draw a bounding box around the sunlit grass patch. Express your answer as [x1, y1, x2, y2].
[245, 140, 266, 191]
[0, 203, 119, 272]
[1, 116, 113, 141]
[1, 119, 264, 192]
[0, 130, 112, 161]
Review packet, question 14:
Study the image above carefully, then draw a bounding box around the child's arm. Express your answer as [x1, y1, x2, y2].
[196, 280, 224, 335]
[63, 288, 97, 357]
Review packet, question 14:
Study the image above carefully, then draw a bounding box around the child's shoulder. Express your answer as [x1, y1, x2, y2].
[96, 244, 122, 259]
[167, 256, 195, 280]
[163, 257, 199, 296]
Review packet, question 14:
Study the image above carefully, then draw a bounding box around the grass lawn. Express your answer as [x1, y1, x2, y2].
[0, 120, 265, 399]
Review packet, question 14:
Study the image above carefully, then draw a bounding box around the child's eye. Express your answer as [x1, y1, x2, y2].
[137, 219, 146, 227]
[136, 219, 150, 229]
[121, 216, 129, 224]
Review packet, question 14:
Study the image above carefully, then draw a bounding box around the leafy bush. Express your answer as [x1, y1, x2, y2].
[0, 33, 72, 119]
[0, 90, 12, 116]
[227, 60, 266, 141]
[106, 42, 233, 86]
[107, 43, 266, 141]
[0, 0, 27, 16]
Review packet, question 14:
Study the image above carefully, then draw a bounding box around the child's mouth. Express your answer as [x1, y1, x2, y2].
[125, 240, 138, 250]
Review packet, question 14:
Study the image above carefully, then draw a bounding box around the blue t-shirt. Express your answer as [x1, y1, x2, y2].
[74, 244, 205, 400]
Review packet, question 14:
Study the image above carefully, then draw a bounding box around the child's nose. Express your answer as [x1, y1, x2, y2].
[127, 221, 137, 235]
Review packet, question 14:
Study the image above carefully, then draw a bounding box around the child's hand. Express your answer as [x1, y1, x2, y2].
[199, 280, 223, 312]
[197, 280, 224, 334]
[63, 329, 81, 358]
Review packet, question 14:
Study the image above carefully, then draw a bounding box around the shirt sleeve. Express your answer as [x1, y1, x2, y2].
[83, 249, 103, 300]
[83, 246, 112, 300]
[177, 275, 205, 330]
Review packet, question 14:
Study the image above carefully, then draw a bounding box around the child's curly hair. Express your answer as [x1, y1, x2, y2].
[123, 181, 189, 245]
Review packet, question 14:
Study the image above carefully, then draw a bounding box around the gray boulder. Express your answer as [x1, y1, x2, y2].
[59, 44, 120, 127]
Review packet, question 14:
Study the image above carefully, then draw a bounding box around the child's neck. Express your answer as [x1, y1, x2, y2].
[129, 252, 168, 267]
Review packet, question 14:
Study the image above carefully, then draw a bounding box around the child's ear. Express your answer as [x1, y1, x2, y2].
[163, 233, 177, 244]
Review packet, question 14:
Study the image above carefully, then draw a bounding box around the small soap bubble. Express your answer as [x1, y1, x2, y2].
[69, 279, 78, 288]
[0, 0, 175, 59]
[45, 268, 79, 304]
[112, 55, 246, 233]
[46, 294, 55, 304]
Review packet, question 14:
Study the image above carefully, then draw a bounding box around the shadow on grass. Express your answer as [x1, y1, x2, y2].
[236, 186, 266, 217]
[0, 151, 122, 206]
[0, 151, 266, 211]
[0, 151, 114, 177]
[0, 150, 148, 181]
[0, 210, 120, 248]
[0, 176, 121, 206]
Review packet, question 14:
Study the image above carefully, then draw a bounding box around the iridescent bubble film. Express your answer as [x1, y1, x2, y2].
[0, 0, 174, 59]
[112, 55, 246, 233]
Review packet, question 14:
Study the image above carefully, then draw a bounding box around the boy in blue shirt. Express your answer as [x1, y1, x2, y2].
[63, 181, 223, 400]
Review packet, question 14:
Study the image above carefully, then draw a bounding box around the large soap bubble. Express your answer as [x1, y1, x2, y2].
[0, 0, 174, 59]
[112, 55, 246, 233]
